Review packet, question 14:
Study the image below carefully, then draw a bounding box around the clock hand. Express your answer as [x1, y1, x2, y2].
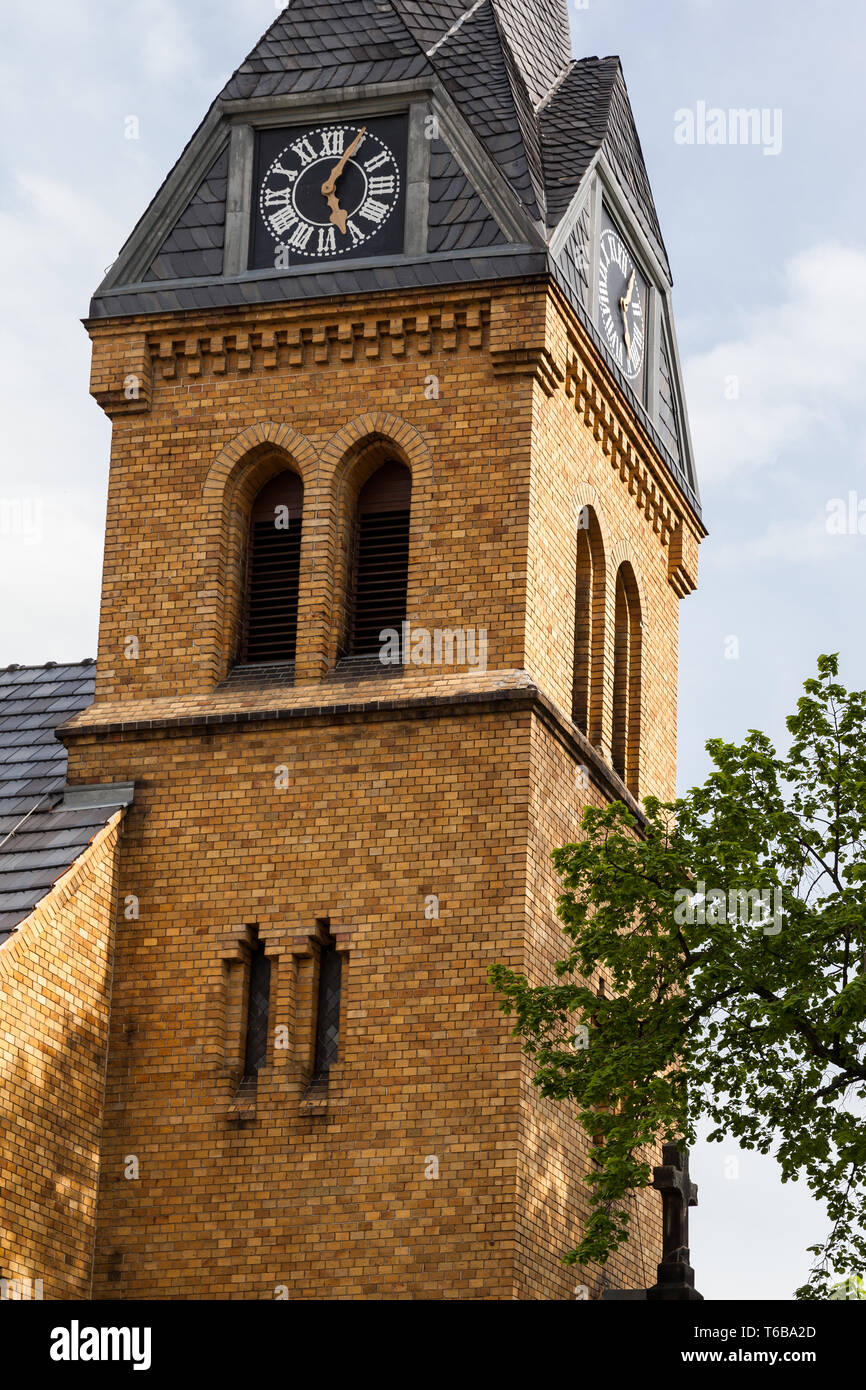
[324, 191, 349, 235]
[621, 268, 636, 312]
[320, 126, 367, 197]
[619, 268, 636, 357]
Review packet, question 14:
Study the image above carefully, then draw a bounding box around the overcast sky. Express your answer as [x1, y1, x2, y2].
[1, 0, 863, 1299]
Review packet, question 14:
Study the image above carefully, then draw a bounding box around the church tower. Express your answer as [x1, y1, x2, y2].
[60, 0, 702, 1299]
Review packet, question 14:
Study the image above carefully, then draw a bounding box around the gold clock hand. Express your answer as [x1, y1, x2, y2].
[621, 268, 636, 312]
[623, 315, 632, 357]
[325, 191, 349, 234]
[320, 126, 367, 197]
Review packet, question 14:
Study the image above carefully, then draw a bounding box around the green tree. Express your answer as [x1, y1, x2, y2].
[490, 656, 866, 1299]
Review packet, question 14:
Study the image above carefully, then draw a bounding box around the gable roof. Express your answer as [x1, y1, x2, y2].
[0, 662, 127, 944]
[93, 4, 670, 315]
[86, 3, 695, 513]
[540, 56, 669, 273]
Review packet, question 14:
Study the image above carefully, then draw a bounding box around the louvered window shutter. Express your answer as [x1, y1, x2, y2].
[242, 471, 303, 664]
[350, 461, 411, 656]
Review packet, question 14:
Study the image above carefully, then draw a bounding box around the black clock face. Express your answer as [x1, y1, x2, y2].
[597, 216, 647, 392]
[249, 116, 407, 270]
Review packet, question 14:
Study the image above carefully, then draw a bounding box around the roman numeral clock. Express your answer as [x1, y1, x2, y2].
[249, 115, 408, 268]
[596, 208, 649, 401]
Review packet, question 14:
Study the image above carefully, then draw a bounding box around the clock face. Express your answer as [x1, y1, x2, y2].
[597, 218, 647, 391]
[249, 116, 407, 270]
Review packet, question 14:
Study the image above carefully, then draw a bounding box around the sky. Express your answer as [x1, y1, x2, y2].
[1, 0, 863, 1299]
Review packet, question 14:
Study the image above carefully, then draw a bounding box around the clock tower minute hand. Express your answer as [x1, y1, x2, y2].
[620, 268, 636, 313]
[619, 268, 636, 356]
[320, 127, 367, 232]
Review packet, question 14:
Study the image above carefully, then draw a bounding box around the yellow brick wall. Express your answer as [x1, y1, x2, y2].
[0, 813, 122, 1299]
[54, 275, 702, 1298]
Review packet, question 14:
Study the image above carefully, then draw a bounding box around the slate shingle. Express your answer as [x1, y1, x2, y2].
[540, 57, 670, 273]
[0, 661, 126, 946]
[142, 145, 229, 284]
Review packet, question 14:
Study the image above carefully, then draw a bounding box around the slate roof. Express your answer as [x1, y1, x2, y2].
[0, 662, 122, 944]
[427, 140, 508, 252]
[540, 57, 669, 270]
[93, 1, 668, 305]
[143, 145, 229, 283]
[88, 1, 696, 510]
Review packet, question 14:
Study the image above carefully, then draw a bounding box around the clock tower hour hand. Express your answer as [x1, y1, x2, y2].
[320, 126, 367, 233]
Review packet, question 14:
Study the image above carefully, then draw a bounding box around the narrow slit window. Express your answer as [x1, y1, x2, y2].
[242, 470, 303, 664]
[349, 460, 411, 656]
[611, 563, 642, 793]
[572, 508, 605, 740]
[243, 937, 271, 1080]
[313, 938, 342, 1079]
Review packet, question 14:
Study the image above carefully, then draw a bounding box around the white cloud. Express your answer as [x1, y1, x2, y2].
[685, 245, 866, 484]
[137, 0, 202, 86]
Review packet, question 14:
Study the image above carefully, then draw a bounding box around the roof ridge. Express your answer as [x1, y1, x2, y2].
[0, 659, 96, 673]
[534, 56, 576, 114]
[425, 0, 489, 57]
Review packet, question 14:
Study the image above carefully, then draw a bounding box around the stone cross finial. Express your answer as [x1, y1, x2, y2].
[646, 1142, 702, 1301]
[654, 1141, 698, 1264]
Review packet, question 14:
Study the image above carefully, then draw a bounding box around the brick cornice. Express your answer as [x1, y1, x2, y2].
[59, 685, 645, 824]
[86, 290, 493, 418]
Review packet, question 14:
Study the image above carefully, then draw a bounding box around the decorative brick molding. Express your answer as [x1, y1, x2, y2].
[566, 353, 675, 536]
[491, 344, 564, 396]
[489, 293, 564, 397]
[320, 412, 435, 494]
[572, 484, 612, 549]
[89, 332, 152, 417]
[667, 520, 700, 598]
[146, 304, 486, 384]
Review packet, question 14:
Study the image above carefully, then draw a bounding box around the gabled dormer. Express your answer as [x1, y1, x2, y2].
[541, 57, 698, 508]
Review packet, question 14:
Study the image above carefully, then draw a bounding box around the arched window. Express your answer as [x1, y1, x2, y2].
[348, 460, 412, 656]
[572, 507, 606, 741]
[241, 470, 303, 664]
[611, 562, 642, 793]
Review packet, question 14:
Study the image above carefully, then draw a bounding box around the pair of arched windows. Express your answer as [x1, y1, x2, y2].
[572, 510, 642, 795]
[238, 459, 412, 666]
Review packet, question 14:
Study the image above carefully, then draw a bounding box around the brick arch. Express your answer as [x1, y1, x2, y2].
[319, 413, 434, 496]
[608, 538, 643, 582]
[203, 423, 318, 506]
[572, 484, 612, 555]
[315, 414, 435, 671]
[200, 424, 319, 684]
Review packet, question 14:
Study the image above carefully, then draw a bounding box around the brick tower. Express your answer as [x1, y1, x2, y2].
[52, 0, 703, 1299]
